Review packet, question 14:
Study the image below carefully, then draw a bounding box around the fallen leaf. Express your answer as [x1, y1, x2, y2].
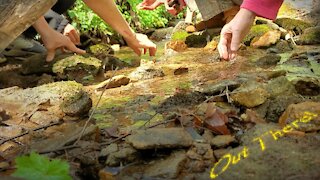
[204, 103, 230, 135]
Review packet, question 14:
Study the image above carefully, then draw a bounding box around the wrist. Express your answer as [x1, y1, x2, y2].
[238, 8, 256, 21]
[121, 29, 136, 41]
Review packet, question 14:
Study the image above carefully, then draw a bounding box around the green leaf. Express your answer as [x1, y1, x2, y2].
[13, 152, 71, 180]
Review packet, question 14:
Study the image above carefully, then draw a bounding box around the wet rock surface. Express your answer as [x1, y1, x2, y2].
[126, 128, 193, 149]
[1, 5, 320, 179]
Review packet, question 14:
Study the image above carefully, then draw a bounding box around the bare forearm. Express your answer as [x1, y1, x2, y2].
[83, 0, 135, 39]
[32, 16, 55, 38]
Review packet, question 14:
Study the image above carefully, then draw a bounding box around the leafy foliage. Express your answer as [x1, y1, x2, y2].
[68, 0, 177, 35]
[13, 152, 71, 180]
[68, 0, 115, 35]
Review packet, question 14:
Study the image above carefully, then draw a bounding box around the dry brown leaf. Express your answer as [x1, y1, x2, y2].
[204, 103, 230, 135]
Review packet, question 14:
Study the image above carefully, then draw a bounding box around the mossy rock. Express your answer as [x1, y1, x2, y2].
[185, 34, 208, 48]
[171, 30, 190, 41]
[88, 43, 114, 60]
[61, 90, 92, 116]
[274, 18, 313, 34]
[243, 25, 272, 45]
[53, 55, 102, 82]
[297, 26, 320, 45]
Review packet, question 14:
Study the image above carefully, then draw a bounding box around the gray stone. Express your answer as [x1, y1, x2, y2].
[266, 76, 296, 97]
[61, 90, 92, 117]
[201, 80, 241, 96]
[126, 128, 193, 149]
[52, 55, 102, 82]
[211, 135, 237, 148]
[30, 111, 60, 125]
[106, 144, 138, 166]
[100, 143, 118, 157]
[150, 27, 174, 41]
[144, 151, 187, 179]
[231, 83, 270, 108]
[129, 65, 165, 81]
[298, 26, 320, 45]
[255, 54, 281, 68]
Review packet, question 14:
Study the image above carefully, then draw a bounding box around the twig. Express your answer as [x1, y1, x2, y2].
[225, 85, 233, 103]
[74, 66, 118, 145]
[0, 121, 62, 145]
[39, 144, 80, 154]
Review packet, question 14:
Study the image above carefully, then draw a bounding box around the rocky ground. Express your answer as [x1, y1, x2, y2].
[1, 3, 320, 180]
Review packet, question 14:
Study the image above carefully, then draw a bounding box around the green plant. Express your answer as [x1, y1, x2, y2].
[68, 0, 115, 36]
[13, 152, 71, 180]
[68, 0, 178, 34]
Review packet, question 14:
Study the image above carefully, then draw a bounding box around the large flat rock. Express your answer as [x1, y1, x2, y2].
[126, 128, 193, 149]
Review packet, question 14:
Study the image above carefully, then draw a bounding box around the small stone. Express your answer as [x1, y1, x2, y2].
[185, 25, 196, 33]
[255, 54, 281, 68]
[165, 40, 188, 52]
[185, 34, 208, 48]
[297, 26, 320, 45]
[52, 55, 102, 82]
[88, 43, 114, 60]
[266, 76, 295, 97]
[278, 101, 320, 132]
[274, 40, 293, 53]
[150, 27, 174, 41]
[251, 30, 281, 48]
[174, 67, 189, 75]
[204, 40, 218, 51]
[243, 24, 273, 45]
[293, 78, 320, 96]
[37, 74, 54, 86]
[201, 80, 241, 96]
[213, 148, 230, 159]
[0, 55, 7, 64]
[94, 75, 130, 90]
[126, 128, 193, 149]
[144, 151, 187, 179]
[129, 65, 165, 81]
[210, 135, 236, 148]
[231, 83, 269, 108]
[30, 111, 60, 125]
[274, 18, 312, 34]
[100, 143, 118, 157]
[61, 91, 92, 117]
[106, 144, 138, 166]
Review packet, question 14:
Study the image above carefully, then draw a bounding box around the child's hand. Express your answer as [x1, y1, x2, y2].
[42, 29, 85, 62]
[124, 33, 157, 56]
[218, 8, 256, 60]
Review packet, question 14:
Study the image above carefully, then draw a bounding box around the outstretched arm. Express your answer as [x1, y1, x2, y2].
[83, 0, 156, 56]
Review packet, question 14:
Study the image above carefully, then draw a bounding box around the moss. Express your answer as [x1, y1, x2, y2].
[185, 34, 207, 48]
[171, 30, 190, 41]
[52, 55, 102, 76]
[298, 26, 320, 45]
[243, 25, 272, 45]
[274, 18, 312, 34]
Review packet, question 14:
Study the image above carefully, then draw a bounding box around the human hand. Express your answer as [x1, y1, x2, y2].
[63, 24, 80, 45]
[124, 33, 157, 56]
[137, 0, 165, 10]
[41, 29, 85, 62]
[218, 8, 256, 60]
